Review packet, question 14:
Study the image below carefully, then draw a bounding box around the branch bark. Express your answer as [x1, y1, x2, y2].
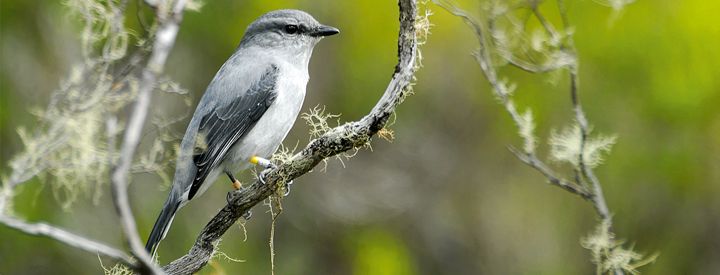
[162, 0, 420, 273]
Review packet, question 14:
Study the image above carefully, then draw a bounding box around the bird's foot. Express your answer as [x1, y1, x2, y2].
[226, 191, 235, 204]
[251, 156, 277, 185]
[282, 180, 294, 196]
[242, 210, 252, 220]
[258, 168, 275, 185]
[248, 156, 293, 195]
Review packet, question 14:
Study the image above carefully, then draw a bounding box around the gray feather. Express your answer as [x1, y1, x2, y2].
[189, 65, 279, 200]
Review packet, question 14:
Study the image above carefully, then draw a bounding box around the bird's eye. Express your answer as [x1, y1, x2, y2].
[284, 25, 299, 34]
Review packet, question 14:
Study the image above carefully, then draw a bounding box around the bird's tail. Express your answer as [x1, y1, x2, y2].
[145, 196, 181, 257]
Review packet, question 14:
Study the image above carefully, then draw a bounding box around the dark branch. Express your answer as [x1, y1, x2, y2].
[162, 0, 420, 273]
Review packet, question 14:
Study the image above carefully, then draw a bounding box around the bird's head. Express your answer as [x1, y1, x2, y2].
[239, 9, 339, 55]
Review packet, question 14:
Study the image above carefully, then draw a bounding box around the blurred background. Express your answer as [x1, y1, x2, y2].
[1, 0, 719, 274]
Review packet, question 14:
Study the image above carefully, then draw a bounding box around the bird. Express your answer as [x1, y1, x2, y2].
[144, 9, 339, 257]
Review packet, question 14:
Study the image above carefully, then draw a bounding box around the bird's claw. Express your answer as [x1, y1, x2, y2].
[251, 156, 293, 196]
[242, 210, 252, 220]
[226, 191, 235, 204]
[282, 180, 294, 196]
[258, 168, 273, 185]
[252, 156, 277, 185]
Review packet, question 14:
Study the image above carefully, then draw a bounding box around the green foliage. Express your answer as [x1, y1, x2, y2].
[350, 229, 417, 275]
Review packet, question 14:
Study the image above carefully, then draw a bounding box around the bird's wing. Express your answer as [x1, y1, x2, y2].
[188, 64, 279, 200]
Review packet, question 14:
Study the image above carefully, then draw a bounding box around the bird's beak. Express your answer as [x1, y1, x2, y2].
[309, 25, 340, 37]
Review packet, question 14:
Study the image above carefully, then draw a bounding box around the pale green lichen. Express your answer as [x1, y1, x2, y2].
[517, 109, 536, 154]
[65, 0, 129, 61]
[270, 143, 297, 165]
[0, 181, 13, 216]
[99, 255, 133, 275]
[549, 125, 617, 168]
[268, 143, 299, 195]
[4, 0, 189, 209]
[593, 0, 636, 11]
[438, 0, 652, 273]
[101, 264, 133, 275]
[265, 195, 284, 275]
[3, 0, 133, 209]
[184, 0, 205, 12]
[209, 239, 245, 264]
[582, 220, 658, 274]
[301, 105, 341, 140]
[414, 0, 433, 70]
[300, 105, 363, 171]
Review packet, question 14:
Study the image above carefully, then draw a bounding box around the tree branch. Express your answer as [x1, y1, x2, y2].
[1, 1, 187, 273]
[0, 215, 134, 266]
[110, 0, 187, 274]
[508, 146, 592, 199]
[553, 0, 612, 223]
[434, 1, 657, 273]
[162, 0, 420, 273]
[433, 0, 591, 200]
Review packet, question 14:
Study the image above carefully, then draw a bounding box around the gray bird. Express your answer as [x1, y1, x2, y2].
[145, 9, 339, 256]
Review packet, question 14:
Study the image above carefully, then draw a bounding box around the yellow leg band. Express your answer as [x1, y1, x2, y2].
[249, 155, 272, 168]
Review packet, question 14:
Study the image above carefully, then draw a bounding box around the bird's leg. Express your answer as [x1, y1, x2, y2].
[249, 156, 294, 195]
[224, 176, 252, 220]
[250, 156, 276, 185]
[226, 172, 242, 190]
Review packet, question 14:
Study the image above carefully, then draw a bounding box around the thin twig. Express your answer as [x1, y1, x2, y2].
[530, 4, 560, 41]
[0, 215, 134, 265]
[508, 146, 592, 199]
[0, 1, 187, 273]
[569, 65, 611, 221]
[434, 0, 590, 200]
[554, 0, 612, 222]
[437, 0, 638, 273]
[504, 55, 559, 73]
[110, 0, 187, 274]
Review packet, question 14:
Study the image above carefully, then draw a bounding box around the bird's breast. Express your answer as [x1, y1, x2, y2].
[223, 65, 308, 170]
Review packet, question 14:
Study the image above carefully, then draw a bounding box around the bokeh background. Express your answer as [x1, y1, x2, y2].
[1, 0, 719, 274]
